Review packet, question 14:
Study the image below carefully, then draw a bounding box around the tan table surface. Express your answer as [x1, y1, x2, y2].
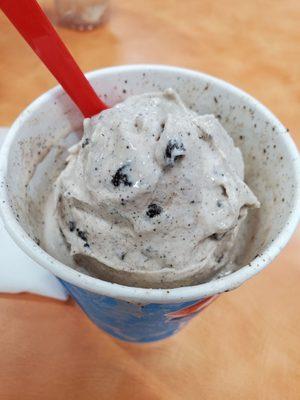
[0, 1, 299, 399]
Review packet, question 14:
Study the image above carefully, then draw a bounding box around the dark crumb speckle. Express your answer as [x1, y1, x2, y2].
[216, 254, 224, 263]
[214, 96, 218, 104]
[146, 203, 163, 218]
[220, 184, 228, 197]
[111, 164, 132, 187]
[121, 252, 126, 260]
[76, 229, 88, 242]
[239, 135, 244, 140]
[123, 89, 127, 94]
[84, 243, 90, 248]
[82, 138, 90, 148]
[263, 148, 267, 154]
[217, 200, 222, 207]
[69, 221, 76, 232]
[210, 232, 226, 241]
[190, 200, 195, 204]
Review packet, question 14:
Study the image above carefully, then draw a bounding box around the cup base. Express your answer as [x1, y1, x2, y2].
[60, 280, 216, 343]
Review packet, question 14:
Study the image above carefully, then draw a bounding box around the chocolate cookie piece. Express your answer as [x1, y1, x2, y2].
[165, 139, 186, 166]
[146, 203, 163, 218]
[111, 164, 132, 187]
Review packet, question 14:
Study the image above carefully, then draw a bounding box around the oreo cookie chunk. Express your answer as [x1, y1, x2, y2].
[111, 163, 132, 187]
[146, 203, 163, 218]
[165, 139, 186, 167]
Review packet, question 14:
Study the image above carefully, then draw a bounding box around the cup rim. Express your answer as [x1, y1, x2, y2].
[0, 64, 299, 303]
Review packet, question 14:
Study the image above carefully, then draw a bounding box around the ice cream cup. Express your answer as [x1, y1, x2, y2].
[0, 65, 299, 342]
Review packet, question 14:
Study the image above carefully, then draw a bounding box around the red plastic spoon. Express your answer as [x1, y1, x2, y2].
[0, 0, 107, 118]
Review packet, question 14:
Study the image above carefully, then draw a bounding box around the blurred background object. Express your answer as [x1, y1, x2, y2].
[54, 0, 109, 31]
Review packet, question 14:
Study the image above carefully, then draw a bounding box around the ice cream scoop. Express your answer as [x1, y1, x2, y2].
[43, 89, 259, 288]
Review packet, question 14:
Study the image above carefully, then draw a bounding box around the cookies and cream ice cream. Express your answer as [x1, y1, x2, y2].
[43, 89, 259, 288]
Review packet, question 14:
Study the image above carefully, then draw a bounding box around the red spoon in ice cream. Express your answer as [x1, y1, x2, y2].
[0, 0, 107, 118]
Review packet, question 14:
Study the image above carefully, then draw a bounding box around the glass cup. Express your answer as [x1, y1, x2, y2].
[54, 0, 109, 31]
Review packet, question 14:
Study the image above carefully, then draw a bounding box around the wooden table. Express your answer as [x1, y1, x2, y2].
[0, 1, 299, 399]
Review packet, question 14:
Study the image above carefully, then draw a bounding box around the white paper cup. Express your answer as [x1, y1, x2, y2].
[0, 65, 299, 342]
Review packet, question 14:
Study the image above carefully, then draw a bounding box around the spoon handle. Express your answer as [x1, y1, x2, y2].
[0, 0, 107, 117]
